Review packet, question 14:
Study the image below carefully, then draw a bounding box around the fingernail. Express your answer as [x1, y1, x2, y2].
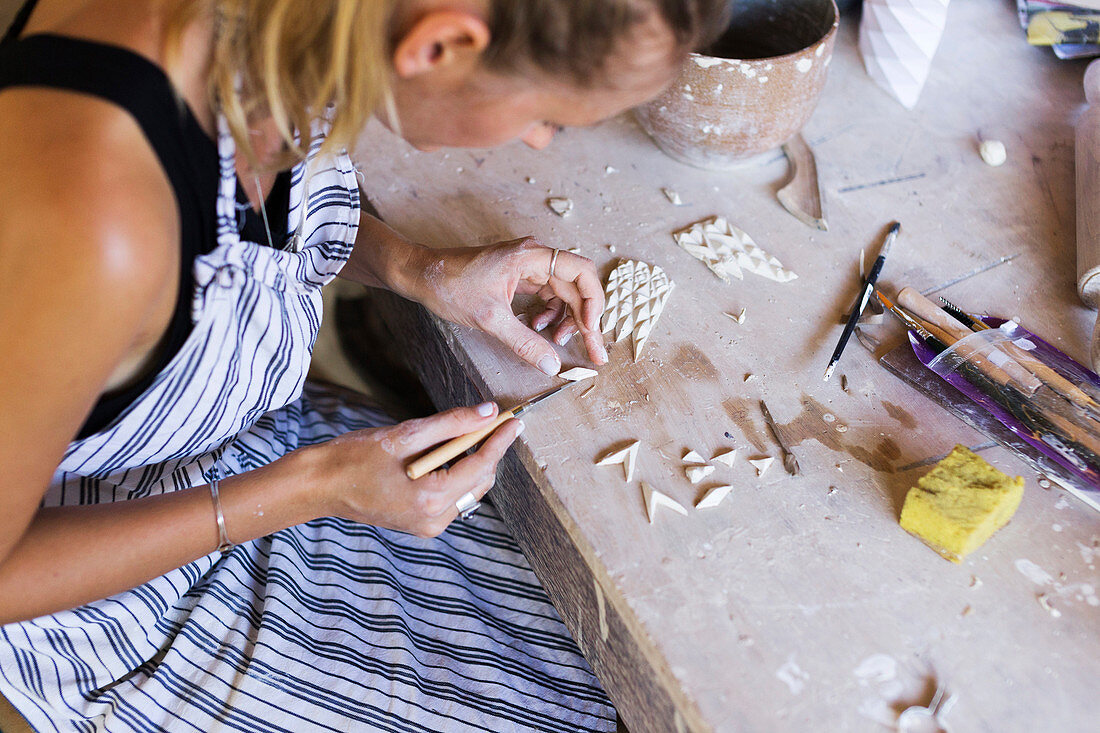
[557, 331, 574, 346]
[537, 354, 560, 375]
[514, 420, 526, 437]
[596, 343, 608, 364]
[477, 402, 495, 417]
[533, 318, 547, 332]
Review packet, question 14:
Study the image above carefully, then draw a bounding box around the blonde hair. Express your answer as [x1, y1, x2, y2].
[168, 0, 396, 170]
[167, 1, 728, 169]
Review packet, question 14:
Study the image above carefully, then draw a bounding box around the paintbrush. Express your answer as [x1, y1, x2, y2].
[759, 400, 800, 476]
[875, 290, 947, 349]
[824, 222, 901, 381]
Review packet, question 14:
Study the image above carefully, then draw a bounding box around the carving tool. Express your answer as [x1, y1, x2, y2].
[1077, 59, 1100, 372]
[823, 222, 901, 381]
[405, 383, 575, 480]
[878, 290, 1021, 392]
[759, 400, 800, 476]
[778, 133, 828, 231]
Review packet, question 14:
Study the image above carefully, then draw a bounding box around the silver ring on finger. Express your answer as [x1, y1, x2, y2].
[455, 491, 482, 520]
[548, 248, 560, 280]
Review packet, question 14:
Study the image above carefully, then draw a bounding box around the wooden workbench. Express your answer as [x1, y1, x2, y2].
[353, 3, 1099, 731]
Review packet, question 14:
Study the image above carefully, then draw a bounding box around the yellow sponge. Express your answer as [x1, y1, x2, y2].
[899, 445, 1024, 563]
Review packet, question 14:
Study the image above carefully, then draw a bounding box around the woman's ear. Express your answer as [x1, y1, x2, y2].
[392, 10, 491, 79]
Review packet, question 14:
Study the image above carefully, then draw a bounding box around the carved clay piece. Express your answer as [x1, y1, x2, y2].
[597, 441, 640, 482]
[673, 216, 797, 283]
[859, 0, 950, 110]
[559, 367, 598, 382]
[642, 482, 688, 523]
[696, 485, 733, 509]
[713, 449, 737, 467]
[683, 450, 706, 464]
[749, 456, 775, 477]
[602, 259, 675, 361]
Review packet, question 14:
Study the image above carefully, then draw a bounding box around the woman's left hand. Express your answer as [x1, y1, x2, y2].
[411, 237, 608, 375]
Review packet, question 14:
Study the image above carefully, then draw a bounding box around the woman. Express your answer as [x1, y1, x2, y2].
[0, 0, 725, 730]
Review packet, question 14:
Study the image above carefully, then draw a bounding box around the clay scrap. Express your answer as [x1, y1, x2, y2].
[685, 465, 716, 484]
[602, 259, 675, 361]
[596, 441, 640, 482]
[642, 482, 688, 523]
[662, 187, 684, 205]
[673, 216, 798, 283]
[546, 197, 573, 216]
[696, 485, 733, 509]
[979, 139, 1007, 167]
[559, 367, 597, 382]
[725, 308, 747, 324]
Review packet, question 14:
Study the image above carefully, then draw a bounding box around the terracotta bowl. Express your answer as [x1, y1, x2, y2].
[635, 0, 839, 169]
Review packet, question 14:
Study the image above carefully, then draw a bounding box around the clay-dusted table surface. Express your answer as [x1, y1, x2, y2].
[353, 3, 1099, 731]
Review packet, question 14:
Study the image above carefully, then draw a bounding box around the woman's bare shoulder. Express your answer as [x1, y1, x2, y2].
[0, 86, 179, 292]
[0, 86, 185, 464]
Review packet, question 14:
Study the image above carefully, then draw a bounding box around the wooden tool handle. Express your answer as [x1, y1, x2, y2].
[405, 410, 516, 480]
[897, 287, 971, 341]
[897, 287, 1039, 391]
[1077, 59, 1100, 308]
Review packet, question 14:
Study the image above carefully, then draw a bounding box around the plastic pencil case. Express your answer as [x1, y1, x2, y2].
[909, 318, 1100, 490]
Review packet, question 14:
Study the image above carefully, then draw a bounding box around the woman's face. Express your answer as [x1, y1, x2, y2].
[388, 10, 680, 151]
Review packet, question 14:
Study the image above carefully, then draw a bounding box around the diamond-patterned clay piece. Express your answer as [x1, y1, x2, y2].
[673, 216, 797, 284]
[601, 259, 674, 361]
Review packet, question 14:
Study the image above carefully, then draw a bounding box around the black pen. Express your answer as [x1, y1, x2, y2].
[823, 222, 901, 382]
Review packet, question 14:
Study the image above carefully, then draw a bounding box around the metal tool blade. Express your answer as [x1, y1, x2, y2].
[778, 133, 828, 231]
[511, 382, 576, 417]
[759, 400, 801, 476]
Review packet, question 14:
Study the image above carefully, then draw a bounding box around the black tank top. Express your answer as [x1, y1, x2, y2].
[0, 0, 290, 439]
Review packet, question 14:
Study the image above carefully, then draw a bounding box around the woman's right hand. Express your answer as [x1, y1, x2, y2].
[307, 402, 523, 537]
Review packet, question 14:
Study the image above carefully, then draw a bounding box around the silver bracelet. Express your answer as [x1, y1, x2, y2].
[209, 476, 234, 555]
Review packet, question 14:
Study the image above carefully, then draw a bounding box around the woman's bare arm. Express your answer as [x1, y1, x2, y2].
[338, 208, 607, 372]
[0, 93, 520, 623]
[0, 93, 320, 622]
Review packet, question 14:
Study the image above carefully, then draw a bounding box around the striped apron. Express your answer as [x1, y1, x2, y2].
[0, 119, 615, 733]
